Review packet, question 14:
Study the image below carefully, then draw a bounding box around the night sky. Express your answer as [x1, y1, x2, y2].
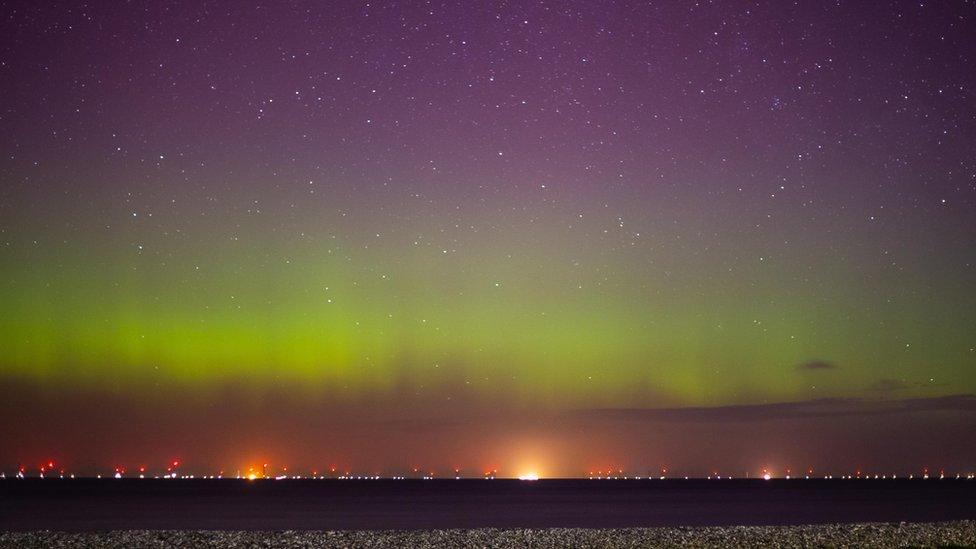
[1, 1, 974, 478]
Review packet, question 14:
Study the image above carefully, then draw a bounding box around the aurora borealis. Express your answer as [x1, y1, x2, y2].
[1, 1, 974, 477]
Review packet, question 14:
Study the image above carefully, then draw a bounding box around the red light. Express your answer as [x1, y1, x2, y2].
[48, 461, 55, 468]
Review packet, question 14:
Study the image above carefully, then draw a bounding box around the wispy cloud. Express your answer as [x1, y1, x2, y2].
[868, 378, 910, 392]
[797, 360, 837, 371]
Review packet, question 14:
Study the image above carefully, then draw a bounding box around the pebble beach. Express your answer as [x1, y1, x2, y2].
[3, 521, 975, 548]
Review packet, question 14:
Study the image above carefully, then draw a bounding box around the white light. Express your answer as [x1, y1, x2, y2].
[518, 472, 540, 481]
[763, 473, 771, 481]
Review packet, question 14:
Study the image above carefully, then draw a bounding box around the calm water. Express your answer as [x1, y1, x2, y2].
[2, 478, 975, 531]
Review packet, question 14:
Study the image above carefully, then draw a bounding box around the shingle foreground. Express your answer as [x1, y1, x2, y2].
[3, 521, 975, 548]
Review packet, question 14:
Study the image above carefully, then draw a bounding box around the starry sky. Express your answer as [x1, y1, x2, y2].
[1, 1, 974, 477]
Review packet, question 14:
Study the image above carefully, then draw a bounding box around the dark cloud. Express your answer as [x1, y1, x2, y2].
[797, 360, 837, 371]
[573, 394, 976, 424]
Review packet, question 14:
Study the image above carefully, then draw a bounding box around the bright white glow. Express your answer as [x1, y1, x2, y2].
[763, 473, 771, 481]
[518, 472, 540, 481]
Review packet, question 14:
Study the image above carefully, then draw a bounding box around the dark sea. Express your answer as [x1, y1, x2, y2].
[2, 478, 974, 531]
